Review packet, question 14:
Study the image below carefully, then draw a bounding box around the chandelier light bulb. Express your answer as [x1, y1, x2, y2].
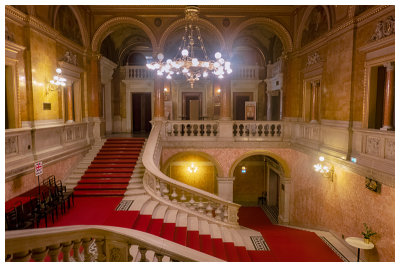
[56, 68, 62, 74]
[53, 76, 59, 81]
[214, 62, 220, 68]
[215, 52, 222, 59]
[157, 53, 164, 61]
[60, 82, 66, 86]
[166, 59, 172, 64]
[218, 74, 224, 79]
[157, 70, 163, 76]
[192, 58, 199, 66]
[182, 68, 189, 73]
[319, 156, 325, 162]
[203, 71, 208, 77]
[166, 74, 172, 79]
[182, 49, 189, 57]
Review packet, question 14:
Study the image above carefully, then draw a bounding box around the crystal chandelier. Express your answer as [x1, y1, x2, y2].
[146, 6, 232, 88]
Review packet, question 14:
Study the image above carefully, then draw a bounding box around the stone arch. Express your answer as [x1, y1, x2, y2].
[228, 150, 291, 178]
[295, 5, 332, 49]
[227, 17, 294, 56]
[161, 151, 224, 179]
[91, 17, 157, 53]
[159, 17, 226, 54]
[53, 5, 90, 48]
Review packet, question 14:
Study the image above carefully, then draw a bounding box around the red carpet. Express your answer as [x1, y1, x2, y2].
[238, 207, 342, 262]
[74, 138, 145, 197]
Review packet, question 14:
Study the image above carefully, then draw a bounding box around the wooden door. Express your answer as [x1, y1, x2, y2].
[132, 93, 151, 133]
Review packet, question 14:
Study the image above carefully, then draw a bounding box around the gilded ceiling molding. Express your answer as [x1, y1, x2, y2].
[53, 5, 90, 49]
[158, 17, 226, 54]
[227, 17, 294, 55]
[91, 17, 157, 53]
[294, 5, 332, 50]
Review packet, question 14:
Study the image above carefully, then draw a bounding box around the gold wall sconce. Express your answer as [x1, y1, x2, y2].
[46, 68, 66, 95]
[313, 156, 334, 181]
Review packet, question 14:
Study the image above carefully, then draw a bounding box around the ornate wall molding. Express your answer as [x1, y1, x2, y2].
[370, 15, 395, 42]
[306, 51, 322, 66]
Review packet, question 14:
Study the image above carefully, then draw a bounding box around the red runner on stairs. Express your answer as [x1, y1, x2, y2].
[74, 138, 145, 197]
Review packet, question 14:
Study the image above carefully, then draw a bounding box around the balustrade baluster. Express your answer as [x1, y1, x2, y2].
[173, 124, 178, 136]
[277, 124, 281, 136]
[12, 251, 32, 262]
[223, 206, 229, 222]
[73, 239, 82, 262]
[48, 244, 61, 262]
[180, 124, 185, 136]
[200, 124, 205, 136]
[193, 124, 199, 136]
[138, 247, 148, 262]
[31, 247, 48, 262]
[215, 205, 223, 221]
[95, 239, 106, 262]
[213, 124, 218, 136]
[171, 187, 178, 203]
[162, 183, 170, 200]
[264, 124, 269, 136]
[179, 191, 187, 205]
[186, 124, 192, 136]
[155, 253, 164, 262]
[233, 123, 238, 136]
[155, 178, 161, 196]
[206, 202, 213, 217]
[271, 124, 276, 136]
[189, 195, 196, 209]
[82, 238, 92, 262]
[206, 124, 211, 136]
[127, 244, 133, 262]
[239, 124, 244, 136]
[258, 124, 263, 136]
[61, 242, 73, 262]
[197, 198, 205, 213]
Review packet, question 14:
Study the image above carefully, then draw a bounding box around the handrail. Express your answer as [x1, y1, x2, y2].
[142, 121, 240, 227]
[5, 225, 222, 262]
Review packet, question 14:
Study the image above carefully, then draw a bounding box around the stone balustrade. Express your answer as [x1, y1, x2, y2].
[144, 172, 239, 226]
[5, 225, 222, 262]
[143, 121, 241, 227]
[162, 120, 282, 141]
[122, 65, 154, 80]
[232, 121, 282, 140]
[232, 65, 261, 80]
[165, 121, 219, 137]
[266, 58, 283, 78]
[5, 122, 91, 181]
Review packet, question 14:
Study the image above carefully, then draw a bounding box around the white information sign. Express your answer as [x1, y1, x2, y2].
[34, 161, 43, 176]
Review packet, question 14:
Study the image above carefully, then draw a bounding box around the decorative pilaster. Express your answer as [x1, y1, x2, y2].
[310, 80, 320, 123]
[66, 84, 73, 123]
[217, 177, 235, 202]
[89, 54, 101, 118]
[154, 75, 164, 120]
[381, 62, 394, 130]
[278, 177, 291, 224]
[220, 77, 232, 120]
[266, 92, 272, 121]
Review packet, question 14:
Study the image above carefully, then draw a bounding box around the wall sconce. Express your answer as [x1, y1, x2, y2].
[313, 156, 334, 180]
[241, 166, 247, 174]
[187, 163, 198, 173]
[164, 87, 169, 100]
[46, 68, 66, 95]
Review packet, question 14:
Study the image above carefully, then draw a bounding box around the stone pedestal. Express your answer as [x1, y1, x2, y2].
[217, 177, 235, 202]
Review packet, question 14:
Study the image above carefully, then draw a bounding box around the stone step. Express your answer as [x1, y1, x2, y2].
[129, 178, 143, 183]
[127, 183, 144, 189]
[124, 188, 147, 196]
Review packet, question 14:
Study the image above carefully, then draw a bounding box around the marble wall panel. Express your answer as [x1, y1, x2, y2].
[5, 153, 83, 201]
[30, 29, 59, 120]
[162, 146, 394, 261]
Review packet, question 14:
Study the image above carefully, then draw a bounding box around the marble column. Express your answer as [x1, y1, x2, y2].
[310, 80, 319, 123]
[154, 75, 164, 120]
[66, 84, 73, 123]
[220, 77, 232, 120]
[89, 55, 101, 118]
[217, 177, 235, 202]
[381, 62, 394, 130]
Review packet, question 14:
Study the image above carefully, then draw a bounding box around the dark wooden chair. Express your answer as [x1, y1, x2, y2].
[56, 180, 74, 211]
[258, 191, 267, 206]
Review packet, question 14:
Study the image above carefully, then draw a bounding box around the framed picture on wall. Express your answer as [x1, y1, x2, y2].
[245, 101, 256, 120]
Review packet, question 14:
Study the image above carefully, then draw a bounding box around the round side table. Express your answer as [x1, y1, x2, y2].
[345, 237, 374, 262]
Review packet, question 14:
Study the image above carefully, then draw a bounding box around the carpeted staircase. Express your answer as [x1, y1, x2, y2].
[73, 138, 146, 197]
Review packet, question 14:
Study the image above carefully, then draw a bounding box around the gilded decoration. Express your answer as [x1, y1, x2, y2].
[370, 16, 395, 41]
[301, 6, 329, 47]
[306, 51, 322, 66]
[61, 50, 78, 66]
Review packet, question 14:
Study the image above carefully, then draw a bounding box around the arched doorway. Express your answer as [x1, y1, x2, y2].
[232, 154, 285, 223]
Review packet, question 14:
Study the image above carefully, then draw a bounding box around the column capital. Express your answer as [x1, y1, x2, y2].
[383, 62, 394, 71]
